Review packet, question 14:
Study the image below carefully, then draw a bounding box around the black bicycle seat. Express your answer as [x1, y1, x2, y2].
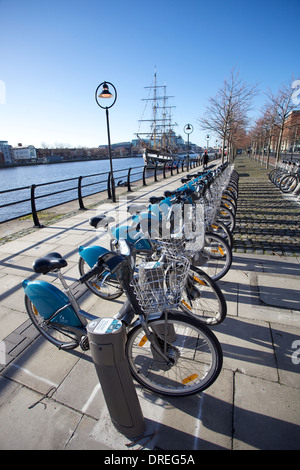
[32, 252, 68, 274]
[149, 196, 164, 204]
[127, 204, 147, 215]
[89, 214, 115, 228]
[164, 190, 178, 198]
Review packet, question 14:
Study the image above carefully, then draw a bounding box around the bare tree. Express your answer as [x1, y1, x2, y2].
[198, 70, 257, 162]
[266, 79, 298, 166]
[248, 104, 278, 168]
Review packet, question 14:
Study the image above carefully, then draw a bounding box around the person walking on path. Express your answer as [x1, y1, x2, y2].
[203, 150, 209, 169]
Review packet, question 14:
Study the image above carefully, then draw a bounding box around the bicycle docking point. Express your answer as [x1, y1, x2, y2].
[86, 317, 145, 439]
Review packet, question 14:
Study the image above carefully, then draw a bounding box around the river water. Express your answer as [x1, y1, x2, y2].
[0, 157, 145, 222]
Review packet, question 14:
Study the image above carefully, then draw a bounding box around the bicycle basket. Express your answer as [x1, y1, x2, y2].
[131, 255, 190, 315]
[157, 233, 205, 258]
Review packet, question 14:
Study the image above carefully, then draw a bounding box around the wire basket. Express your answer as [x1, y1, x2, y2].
[131, 255, 190, 315]
[156, 231, 205, 258]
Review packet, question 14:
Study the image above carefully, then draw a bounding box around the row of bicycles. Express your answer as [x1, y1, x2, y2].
[269, 160, 300, 194]
[22, 162, 239, 397]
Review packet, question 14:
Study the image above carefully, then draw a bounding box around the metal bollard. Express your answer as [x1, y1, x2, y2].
[86, 317, 145, 438]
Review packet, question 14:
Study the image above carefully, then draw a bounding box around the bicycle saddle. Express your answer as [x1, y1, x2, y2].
[32, 252, 68, 274]
[149, 196, 164, 204]
[89, 214, 115, 228]
[164, 189, 178, 198]
[127, 203, 147, 215]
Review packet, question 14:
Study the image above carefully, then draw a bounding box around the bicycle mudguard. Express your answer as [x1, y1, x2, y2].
[22, 279, 82, 326]
[78, 245, 110, 267]
[111, 225, 152, 250]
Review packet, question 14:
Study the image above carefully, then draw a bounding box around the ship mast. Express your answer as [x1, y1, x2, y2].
[137, 69, 176, 151]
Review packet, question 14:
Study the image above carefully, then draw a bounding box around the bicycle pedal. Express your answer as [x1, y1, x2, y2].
[80, 335, 90, 351]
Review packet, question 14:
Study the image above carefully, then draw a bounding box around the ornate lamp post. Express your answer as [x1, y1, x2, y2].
[95, 81, 117, 202]
[184, 123, 193, 169]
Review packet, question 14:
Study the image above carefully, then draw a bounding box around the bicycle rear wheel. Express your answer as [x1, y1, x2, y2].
[25, 295, 80, 350]
[209, 220, 233, 248]
[201, 232, 232, 280]
[78, 257, 123, 299]
[126, 311, 223, 396]
[216, 205, 235, 233]
[180, 265, 227, 325]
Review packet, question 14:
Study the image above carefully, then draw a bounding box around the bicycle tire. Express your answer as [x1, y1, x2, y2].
[201, 232, 232, 281]
[279, 175, 298, 193]
[25, 294, 80, 350]
[216, 205, 235, 233]
[220, 197, 236, 215]
[126, 311, 223, 396]
[209, 220, 233, 248]
[78, 257, 123, 300]
[180, 265, 227, 325]
[269, 169, 280, 183]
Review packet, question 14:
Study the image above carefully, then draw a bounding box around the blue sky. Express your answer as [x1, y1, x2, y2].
[0, 0, 299, 149]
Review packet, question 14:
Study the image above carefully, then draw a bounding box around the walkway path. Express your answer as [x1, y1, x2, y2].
[233, 156, 300, 256]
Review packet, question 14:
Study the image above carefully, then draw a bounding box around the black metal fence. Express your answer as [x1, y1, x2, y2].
[0, 159, 199, 227]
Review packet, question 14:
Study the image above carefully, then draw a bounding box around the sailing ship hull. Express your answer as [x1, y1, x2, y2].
[142, 148, 178, 169]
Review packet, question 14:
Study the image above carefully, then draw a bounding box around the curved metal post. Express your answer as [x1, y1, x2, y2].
[142, 165, 147, 186]
[30, 184, 42, 228]
[154, 163, 158, 182]
[127, 168, 132, 192]
[78, 176, 86, 210]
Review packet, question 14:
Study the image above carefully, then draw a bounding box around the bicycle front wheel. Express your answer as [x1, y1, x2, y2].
[126, 311, 223, 396]
[279, 175, 298, 193]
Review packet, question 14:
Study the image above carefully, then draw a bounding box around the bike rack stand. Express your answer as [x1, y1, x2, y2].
[86, 317, 145, 438]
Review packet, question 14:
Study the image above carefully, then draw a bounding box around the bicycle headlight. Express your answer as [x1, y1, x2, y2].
[118, 239, 131, 256]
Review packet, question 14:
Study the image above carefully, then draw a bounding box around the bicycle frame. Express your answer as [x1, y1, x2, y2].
[23, 247, 177, 364]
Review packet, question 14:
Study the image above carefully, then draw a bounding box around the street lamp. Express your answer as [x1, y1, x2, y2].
[206, 134, 210, 149]
[95, 81, 117, 202]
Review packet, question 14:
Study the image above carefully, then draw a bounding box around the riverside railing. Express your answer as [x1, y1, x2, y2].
[0, 159, 198, 227]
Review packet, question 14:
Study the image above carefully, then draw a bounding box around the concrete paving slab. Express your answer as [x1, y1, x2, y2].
[258, 273, 300, 310]
[271, 323, 300, 388]
[0, 383, 81, 450]
[0, 305, 28, 341]
[196, 368, 234, 450]
[233, 373, 300, 450]
[53, 353, 104, 420]
[212, 316, 278, 381]
[2, 336, 81, 394]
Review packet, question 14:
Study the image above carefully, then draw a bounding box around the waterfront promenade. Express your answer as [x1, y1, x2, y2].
[0, 156, 299, 450]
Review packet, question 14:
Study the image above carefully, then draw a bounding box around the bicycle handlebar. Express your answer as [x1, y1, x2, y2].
[79, 261, 104, 284]
[79, 250, 129, 285]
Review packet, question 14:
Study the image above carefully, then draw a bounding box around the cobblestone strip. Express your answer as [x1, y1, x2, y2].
[0, 320, 40, 372]
[232, 156, 300, 256]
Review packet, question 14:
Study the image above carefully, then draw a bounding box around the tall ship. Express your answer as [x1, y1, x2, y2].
[136, 70, 179, 168]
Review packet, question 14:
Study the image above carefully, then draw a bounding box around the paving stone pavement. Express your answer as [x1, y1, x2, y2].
[232, 156, 300, 256]
[0, 157, 299, 451]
